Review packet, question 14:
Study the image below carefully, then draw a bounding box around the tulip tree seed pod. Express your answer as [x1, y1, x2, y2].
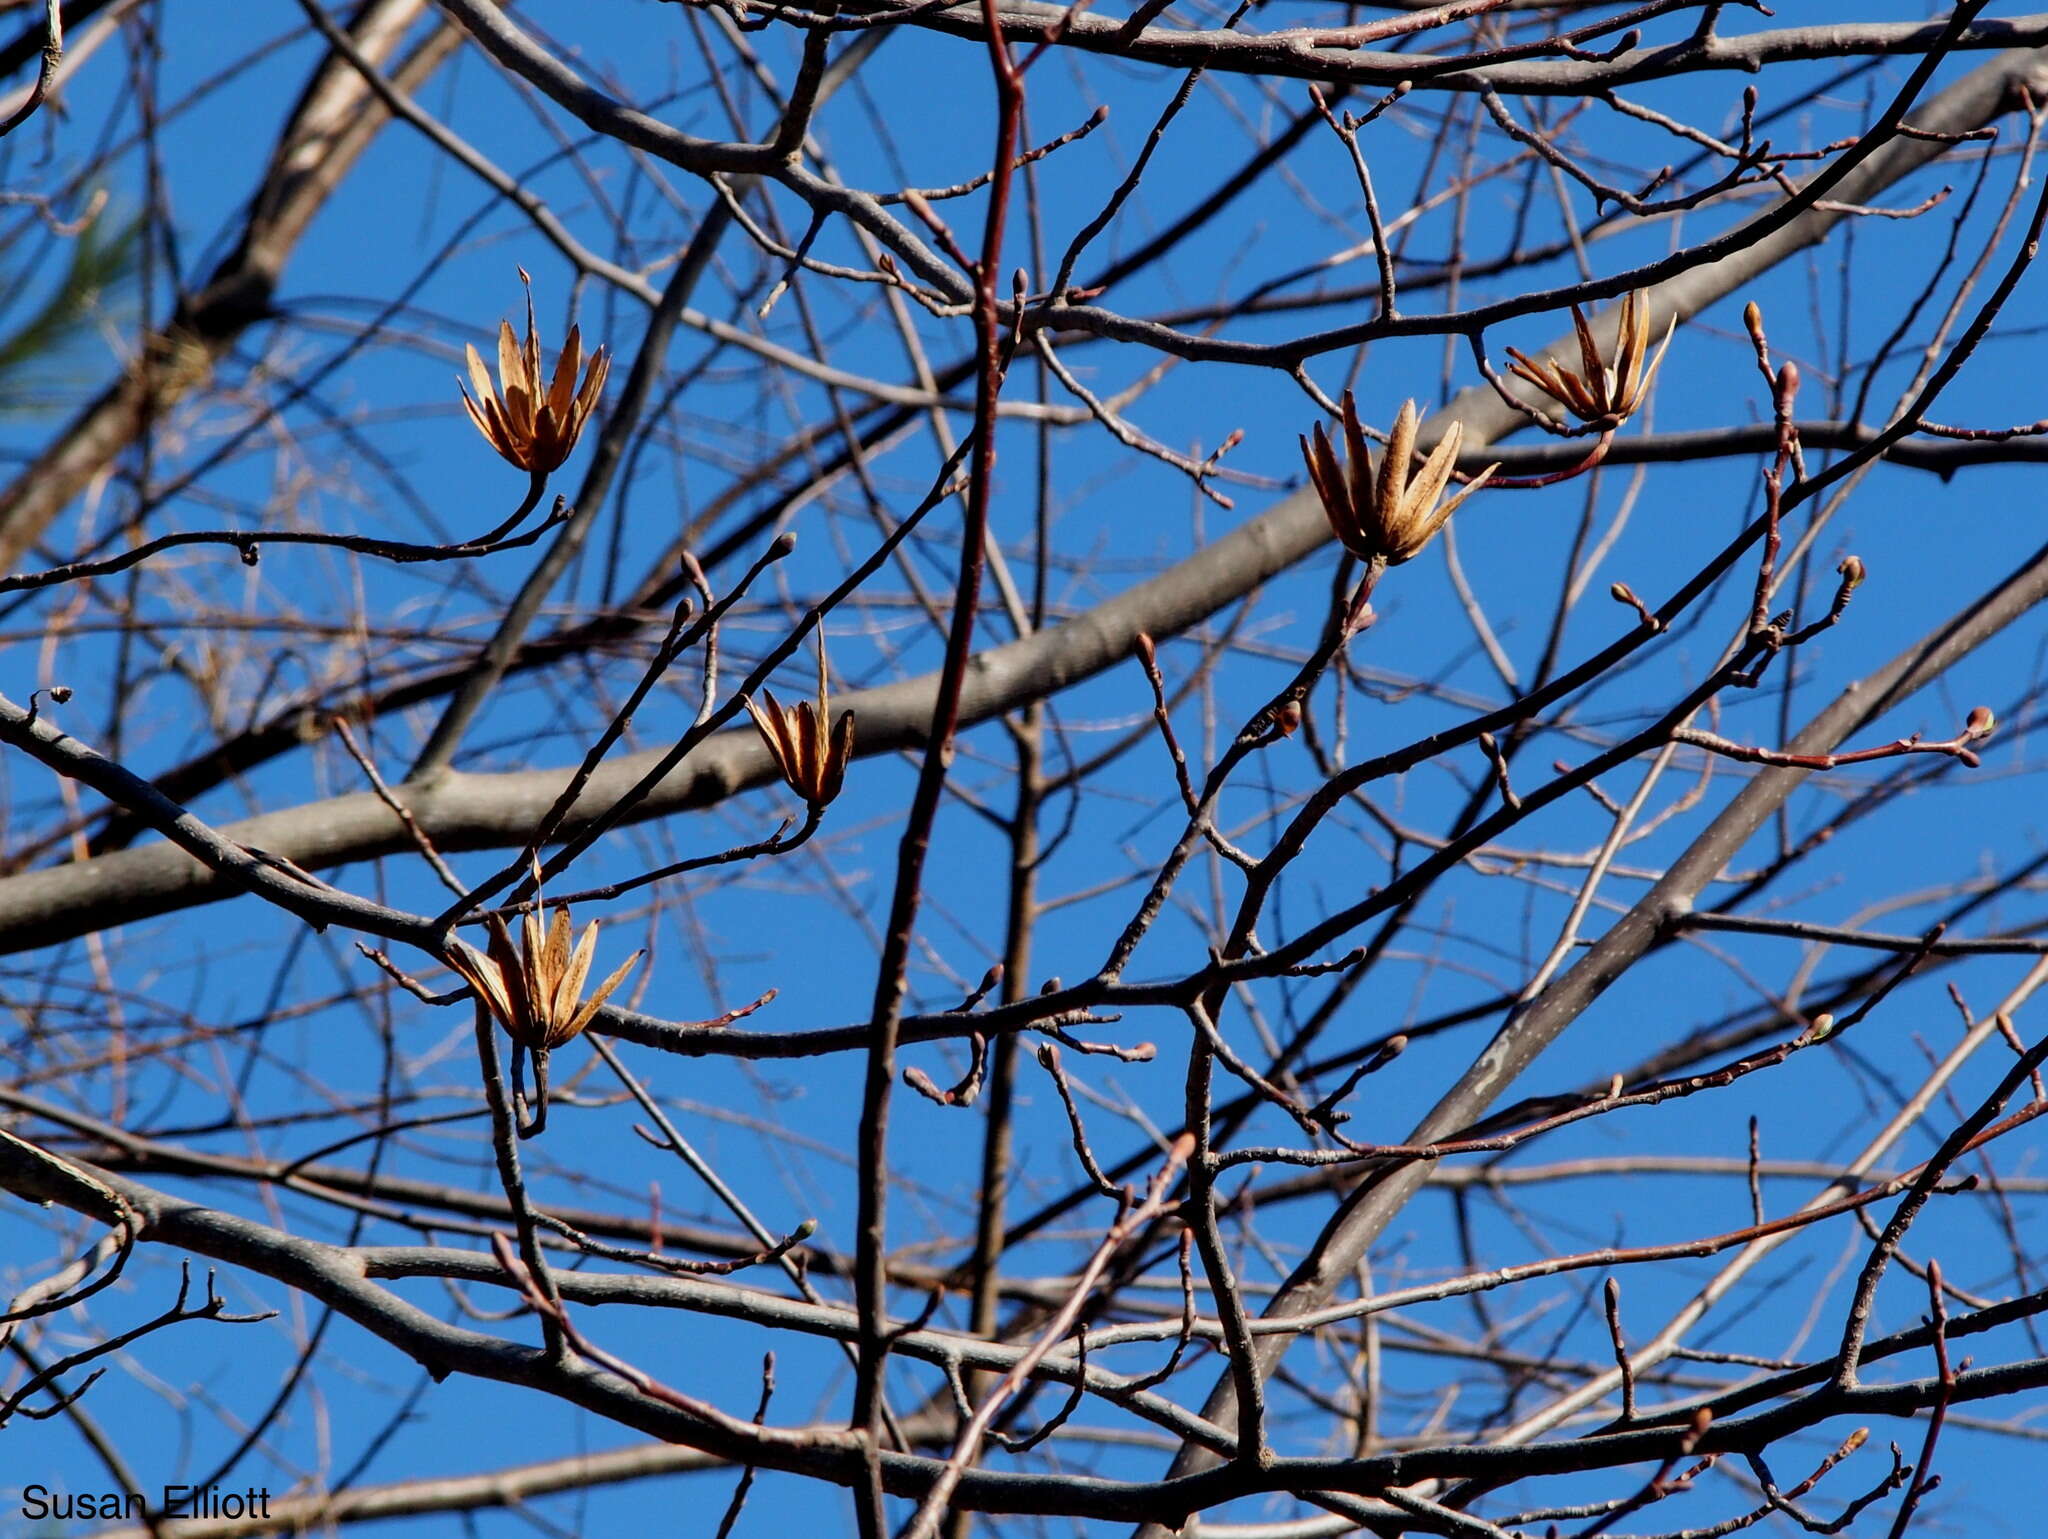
[459, 269, 611, 474]
[1300, 394, 1496, 570]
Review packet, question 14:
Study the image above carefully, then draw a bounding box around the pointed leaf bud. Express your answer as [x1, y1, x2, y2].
[1743, 300, 1766, 352]
[1774, 358, 1801, 416]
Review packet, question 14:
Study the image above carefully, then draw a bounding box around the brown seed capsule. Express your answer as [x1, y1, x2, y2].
[448, 903, 642, 1055]
[1505, 290, 1674, 427]
[1300, 394, 1496, 569]
[745, 632, 856, 809]
[459, 269, 611, 474]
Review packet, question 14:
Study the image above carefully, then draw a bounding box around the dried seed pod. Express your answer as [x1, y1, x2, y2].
[746, 633, 856, 808]
[447, 903, 643, 1055]
[1505, 290, 1673, 427]
[1300, 394, 1496, 569]
[459, 269, 611, 473]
